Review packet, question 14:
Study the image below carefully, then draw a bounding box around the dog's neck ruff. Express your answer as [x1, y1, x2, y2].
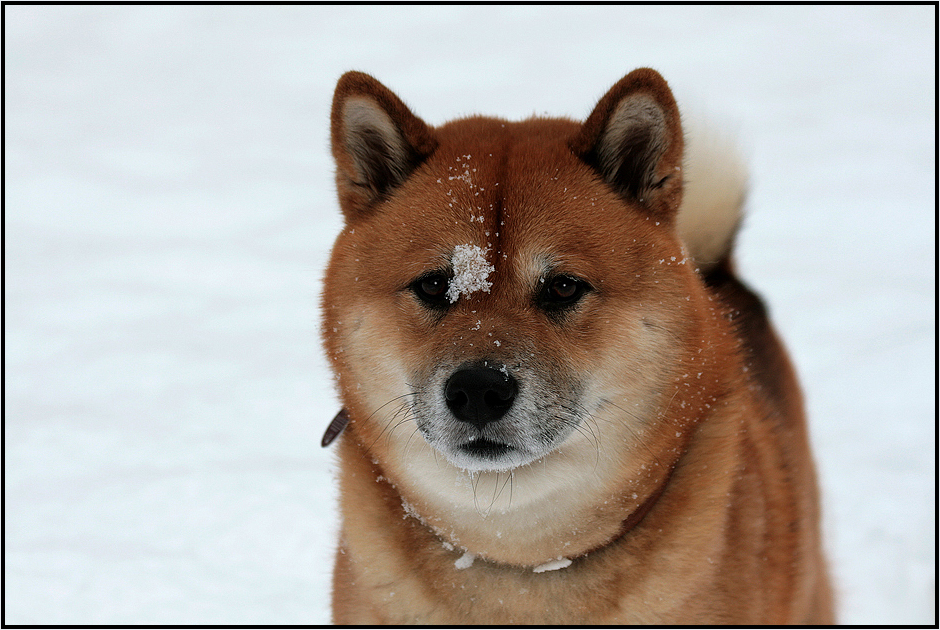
[576, 462, 676, 560]
[426, 462, 676, 573]
[325, 407, 676, 570]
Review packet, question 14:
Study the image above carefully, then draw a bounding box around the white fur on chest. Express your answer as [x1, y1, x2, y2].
[386, 414, 621, 562]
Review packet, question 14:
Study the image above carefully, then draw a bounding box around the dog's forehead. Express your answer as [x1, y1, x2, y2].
[435, 151, 625, 258]
[425, 120, 615, 234]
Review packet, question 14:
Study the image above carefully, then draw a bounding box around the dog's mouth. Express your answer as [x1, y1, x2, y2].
[459, 438, 515, 461]
[449, 437, 527, 471]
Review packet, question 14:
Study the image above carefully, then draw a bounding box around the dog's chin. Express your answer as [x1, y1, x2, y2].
[440, 439, 540, 472]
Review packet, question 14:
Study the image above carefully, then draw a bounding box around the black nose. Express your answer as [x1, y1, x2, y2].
[444, 367, 518, 429]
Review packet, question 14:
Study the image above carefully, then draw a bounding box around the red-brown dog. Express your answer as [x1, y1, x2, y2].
[320, 68, 833, 624]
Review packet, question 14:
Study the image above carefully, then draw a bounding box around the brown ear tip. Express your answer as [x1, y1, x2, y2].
[334, 70, 382, 98]
[338, 70, 373, 80]
[624, 67, 666, 81]
[616, 68, 675, 101]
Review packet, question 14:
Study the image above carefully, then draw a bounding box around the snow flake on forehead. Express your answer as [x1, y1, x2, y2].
[446, 244, 495, 303]
[447, 154, 476, 186]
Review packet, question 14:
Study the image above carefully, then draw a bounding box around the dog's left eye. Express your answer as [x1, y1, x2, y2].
[539, 275, 590, 309]
[411, 273, 450, 307]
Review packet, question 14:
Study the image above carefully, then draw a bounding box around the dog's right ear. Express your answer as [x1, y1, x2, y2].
[330, 72, 438, 218]
[569, 68, 684, 222]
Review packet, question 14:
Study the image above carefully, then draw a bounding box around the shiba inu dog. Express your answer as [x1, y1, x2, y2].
[320, 68, 834, 624]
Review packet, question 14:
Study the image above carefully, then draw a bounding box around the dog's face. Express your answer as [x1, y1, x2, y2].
[323, 73, 706, 540]
[333, 134, 688, 474]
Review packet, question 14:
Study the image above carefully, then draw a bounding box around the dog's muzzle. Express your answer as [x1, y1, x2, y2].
[412, 360, 584, 471]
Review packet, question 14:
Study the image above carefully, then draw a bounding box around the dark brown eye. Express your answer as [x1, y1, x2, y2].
[539, 275, 589, 310]
[412, 273, 450, 307]
[549, 277, 579, 300]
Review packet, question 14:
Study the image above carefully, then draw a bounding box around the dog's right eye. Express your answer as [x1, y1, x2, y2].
[539, 275, 590, 309]
[412, 273, 450, 307]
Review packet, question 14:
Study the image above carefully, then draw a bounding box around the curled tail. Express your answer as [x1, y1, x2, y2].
[677, 121, 749, 273]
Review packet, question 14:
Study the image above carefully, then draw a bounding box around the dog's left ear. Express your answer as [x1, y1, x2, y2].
[570, 68, 684, 221]
[330, 72, 438, 219]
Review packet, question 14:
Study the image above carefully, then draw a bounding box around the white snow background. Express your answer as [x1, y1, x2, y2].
[4, 5, 935, 625]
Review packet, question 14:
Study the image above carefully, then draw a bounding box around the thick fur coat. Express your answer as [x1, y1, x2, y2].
[320, 69, 833, 624]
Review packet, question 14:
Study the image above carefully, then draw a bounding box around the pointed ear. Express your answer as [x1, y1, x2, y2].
[569, 68, 684, 220]
[330, 72, 438, 218]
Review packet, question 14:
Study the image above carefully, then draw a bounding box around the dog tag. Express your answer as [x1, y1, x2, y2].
[321, 408, 350, 447]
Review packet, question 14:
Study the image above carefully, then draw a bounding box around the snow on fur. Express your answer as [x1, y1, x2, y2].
[454, 551, 476, 570]
[446, 244, 494, 303]
[532, 557, 573, 573]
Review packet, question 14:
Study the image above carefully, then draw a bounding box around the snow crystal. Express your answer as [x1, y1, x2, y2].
[446, 244, 494, 303]
[454, 551, 476, 570]
[532, 557, 572, 573]
[401, 498, 425, 523]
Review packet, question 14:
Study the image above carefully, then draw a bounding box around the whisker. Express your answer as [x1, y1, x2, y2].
[470, 471, 484, 516]
[403, 424, 426, 460]
[363, 393, 419, 452]
[383, 403, 416, 450]
[493, 469, 514, 509]
[600, 397, 667, 471]
[486, 471, 503, 514]
[548, 396, 604, 472]
[508, 471, 513, 509]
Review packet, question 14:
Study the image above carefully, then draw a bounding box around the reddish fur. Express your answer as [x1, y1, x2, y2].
[321, 70, 833, 624]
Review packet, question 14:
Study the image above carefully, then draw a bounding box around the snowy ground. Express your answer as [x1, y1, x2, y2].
[4, 6, 935, 625]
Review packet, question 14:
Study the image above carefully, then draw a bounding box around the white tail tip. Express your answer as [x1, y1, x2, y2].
[677, 120, 749, 272]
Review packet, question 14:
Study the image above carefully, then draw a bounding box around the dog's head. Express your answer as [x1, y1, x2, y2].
[323, 70, 703, 478]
